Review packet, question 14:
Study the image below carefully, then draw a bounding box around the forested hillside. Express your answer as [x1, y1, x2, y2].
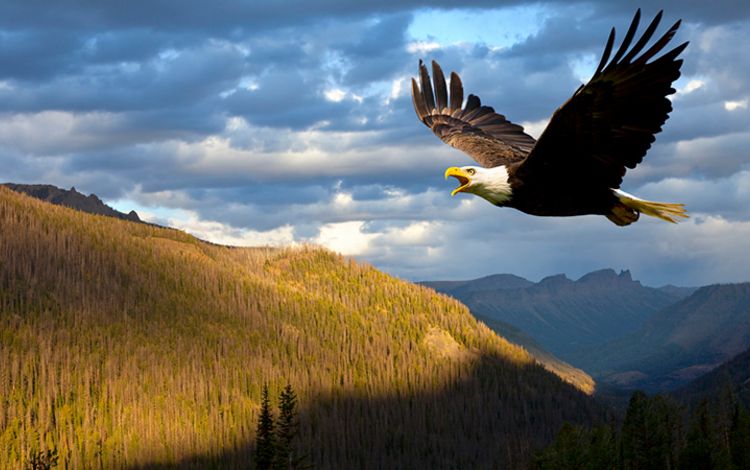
[0, 186, 601, 469]
[673, 347, 750, 409]
[537, 347, 750, 470]
[474, 313, 595, 397]
[536, 389, 750, 470]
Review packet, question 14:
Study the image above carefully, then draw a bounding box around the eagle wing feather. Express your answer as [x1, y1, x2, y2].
[515, 9, 688, 189]
[411, 60, 536, 168]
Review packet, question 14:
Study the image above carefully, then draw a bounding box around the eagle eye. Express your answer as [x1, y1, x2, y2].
[467, 168, 476, 175]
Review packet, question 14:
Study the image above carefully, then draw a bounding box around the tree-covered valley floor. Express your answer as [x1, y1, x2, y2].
[536, 387, 750, 469]
[0, 186, 603, 469]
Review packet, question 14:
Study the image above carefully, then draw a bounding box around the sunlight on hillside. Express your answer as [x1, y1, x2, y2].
[0, 186, 598, 468]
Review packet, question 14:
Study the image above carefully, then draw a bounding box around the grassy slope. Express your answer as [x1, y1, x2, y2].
[0, 187, 600, 469]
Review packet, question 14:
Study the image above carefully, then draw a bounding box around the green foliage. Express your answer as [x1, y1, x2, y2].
[534, 422, 617, 470]
[620, 390, 650, 468]
[621, 392, 682, 470]
[539, 389, 750, 470]
[252, 382, 305, 470]
[730, 404, 750, 469]
[587, 424, 618, 470]
[679, 400, 714, 469]
[255, 384, 276, 470]
[274, 384, 300, 470]
[534, 422, 589, 470]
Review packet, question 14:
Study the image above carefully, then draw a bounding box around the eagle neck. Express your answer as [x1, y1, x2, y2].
[474, 165, 513, 206]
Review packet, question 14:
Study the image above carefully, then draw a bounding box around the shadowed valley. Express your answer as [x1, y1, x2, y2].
[424, 271, 750, 394]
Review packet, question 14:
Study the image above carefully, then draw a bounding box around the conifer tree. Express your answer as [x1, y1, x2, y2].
[539, 390, 750, 470]
[255, 384, 276, 470]
[730, 402, 750, 469]
[679, 399, 713, 470]
[713, 379, 737, 469]
[645, 395, 682, 469]
[621, 390, 649, 469]
[274, 383, 299, 470]
[586, 424, 617, 470]
[534, 422, 588, 470]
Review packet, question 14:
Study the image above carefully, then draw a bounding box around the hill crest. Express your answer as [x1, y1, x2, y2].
[0, 186, 600, 469]
[3, 182, 142, 223]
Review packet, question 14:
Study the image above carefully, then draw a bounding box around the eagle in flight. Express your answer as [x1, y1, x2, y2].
[412, 10, 688, 226]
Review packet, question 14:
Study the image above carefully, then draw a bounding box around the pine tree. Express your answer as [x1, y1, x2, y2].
[534, 422, 588, 470]
[274, 383, 299, 470]
[644, 395, 682, 470]
[255, 384, 276, 470]
[730, 402, 750, 469]
[711, 376, 738, 469]
[680, 399, 713, 470]
[621, 390, 649, 470]
[586, 423, 617, 470]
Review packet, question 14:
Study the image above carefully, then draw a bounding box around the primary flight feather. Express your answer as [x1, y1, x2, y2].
[412, 9, 689, 226]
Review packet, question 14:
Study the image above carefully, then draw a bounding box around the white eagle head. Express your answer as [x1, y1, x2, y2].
[444, 165, 513, 206]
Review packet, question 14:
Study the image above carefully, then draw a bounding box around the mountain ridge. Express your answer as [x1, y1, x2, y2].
[673, 346, 750, 409]
[2, 182, 142, 223]
[422, 268, 686, 362]
[576, 282, 750, 391]
[0, 185, 601, 469]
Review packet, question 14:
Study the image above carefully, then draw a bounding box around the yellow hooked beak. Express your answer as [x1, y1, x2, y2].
[444, 167, 471, 196]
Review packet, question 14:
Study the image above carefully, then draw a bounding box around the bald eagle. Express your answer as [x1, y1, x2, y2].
[412, 10, 689, 226]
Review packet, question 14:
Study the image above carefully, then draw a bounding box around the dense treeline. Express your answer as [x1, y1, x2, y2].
[0, 186, 601, 468]
[536, 386, 750, 469]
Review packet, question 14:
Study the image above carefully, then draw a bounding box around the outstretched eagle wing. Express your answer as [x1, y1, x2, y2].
[411, 60, 536, 168]
[515, 9, 688, 189]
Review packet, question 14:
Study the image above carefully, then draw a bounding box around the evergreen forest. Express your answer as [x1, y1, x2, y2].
[536, 386, 750, 470]
[0, 186, 602, 468]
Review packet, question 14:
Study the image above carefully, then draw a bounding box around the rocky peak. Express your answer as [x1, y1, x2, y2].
[577, 268, 640, 287]
[3, 183, 142, 224]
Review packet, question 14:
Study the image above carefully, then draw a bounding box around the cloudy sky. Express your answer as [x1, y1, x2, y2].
[1, 0, 749, 286]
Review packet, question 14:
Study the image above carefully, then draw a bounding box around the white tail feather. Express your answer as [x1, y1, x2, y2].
[614, 189, 688, 224]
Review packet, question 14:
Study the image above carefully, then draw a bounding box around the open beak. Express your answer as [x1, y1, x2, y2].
[444, 167, 471, 196]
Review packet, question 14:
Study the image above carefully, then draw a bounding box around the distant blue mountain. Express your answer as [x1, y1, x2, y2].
[576, 283, 750, 392]
[422, 269, 689, 362]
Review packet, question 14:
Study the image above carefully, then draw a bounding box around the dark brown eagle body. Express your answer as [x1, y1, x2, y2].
[412, 10, 689, 226]
[505, 165, 620, 218]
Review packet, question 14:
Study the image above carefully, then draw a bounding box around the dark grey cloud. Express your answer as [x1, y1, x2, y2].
[2, 0, 746, 34]
[1, 0, 749, 286]
[0, 1, 505, 32]
[0, 40, 246, 113]
[0, 29, 83, 80]
[590, 1, 750, 25]
[502, 6, 611, 61]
